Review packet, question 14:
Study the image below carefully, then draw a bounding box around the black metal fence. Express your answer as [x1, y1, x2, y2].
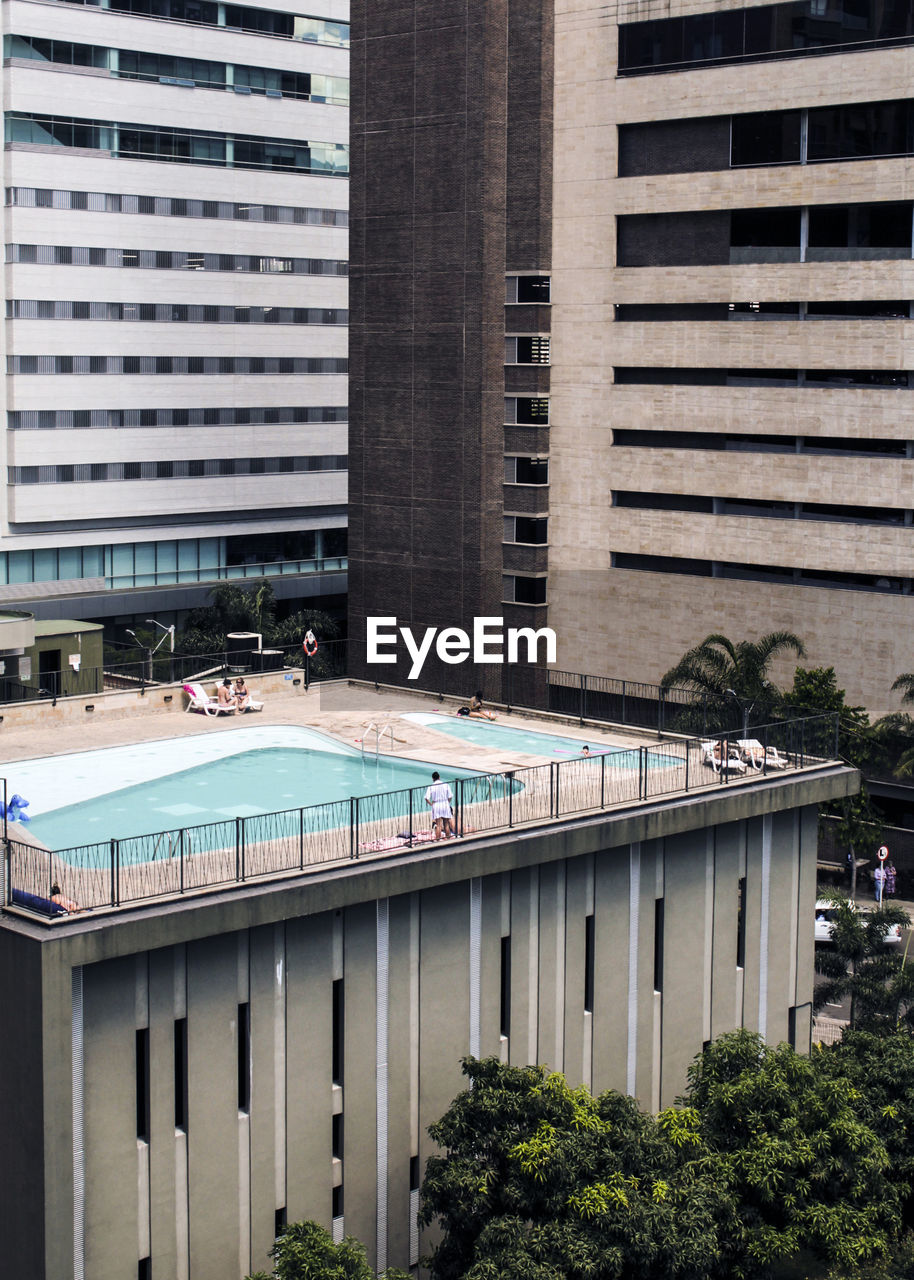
[5, 714, 840, 919]
[0, 639, 349, 704]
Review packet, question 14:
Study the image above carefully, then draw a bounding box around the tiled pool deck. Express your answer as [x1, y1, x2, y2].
[0, 679, 841, 920]
[0, 679, 653, 778]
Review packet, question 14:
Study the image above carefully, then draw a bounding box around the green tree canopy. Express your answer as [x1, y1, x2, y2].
[247, 1220, 408, 1280]
[419, 1057, 733, 1280]
[178, 580, 340, 657]
[682, 1030, 896, 1276]
[783, 667, 870, 765]
[660, 632, 806, 734]
[817, 1030, 914, 1233]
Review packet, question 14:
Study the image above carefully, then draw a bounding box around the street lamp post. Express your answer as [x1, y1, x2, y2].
[125, 629, 153, 685]
[146, 619, 176, 683]
[726, 682, 770, 738]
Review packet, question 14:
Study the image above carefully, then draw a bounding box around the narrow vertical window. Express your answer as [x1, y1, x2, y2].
[409, 1154, 420, 1191]
[135, 1028, 150, 1141]
[584, 913, 595, 1013]
[332, 1112, 343, 1159]
[332, 979, 344, 1085]
[332, 1185, 343, 1218]
[653, 899, 665, 993]
[499, 936, 511, 1038]
[274, 1207, 287, 1238]
[237, 1002, 250, 1112]
[174, 1018, 188, 1131]
[138, 1258, 151, 1280]
[737, 877, 746, 968]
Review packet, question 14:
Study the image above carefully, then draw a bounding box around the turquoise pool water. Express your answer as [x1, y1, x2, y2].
[403, 713, 678, 767]
[27, 747, 475, 849]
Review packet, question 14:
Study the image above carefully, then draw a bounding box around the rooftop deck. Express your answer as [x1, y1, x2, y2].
[0, 679, 846, 923]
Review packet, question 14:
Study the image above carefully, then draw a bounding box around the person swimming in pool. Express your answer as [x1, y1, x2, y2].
[468, 691, 496, 721]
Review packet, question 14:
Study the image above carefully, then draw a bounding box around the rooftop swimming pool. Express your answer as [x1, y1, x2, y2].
[401, 712, 675, 766]
[10, 726, 476, 850]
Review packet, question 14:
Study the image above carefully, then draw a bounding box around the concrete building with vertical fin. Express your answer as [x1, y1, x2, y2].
[0, 728, 853, 1277]
[349, 0, 914, 714]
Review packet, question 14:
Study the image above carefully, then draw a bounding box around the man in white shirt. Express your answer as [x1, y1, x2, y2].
[424, 771, 455, 840]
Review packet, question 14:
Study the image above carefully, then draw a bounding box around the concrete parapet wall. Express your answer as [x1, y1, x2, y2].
[0, 667, 312, 731]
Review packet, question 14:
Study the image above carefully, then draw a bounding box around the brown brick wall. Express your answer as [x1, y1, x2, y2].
[350, 0, 554, 692]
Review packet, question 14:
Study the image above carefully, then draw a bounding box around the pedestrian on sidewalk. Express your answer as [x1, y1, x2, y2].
[874, 862, 886, 904]
[885, 860, 897, 897]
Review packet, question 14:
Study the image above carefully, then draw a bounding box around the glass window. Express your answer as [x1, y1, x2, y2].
[7, 551, 32, 583]
[58, 547, 84, 579]
[32, 548, 58, 580]
[619, 1, 914, 75]
[731, 111, 801, 166]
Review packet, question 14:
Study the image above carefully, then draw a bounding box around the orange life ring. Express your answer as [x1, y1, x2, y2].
[303, 632, 318, 657]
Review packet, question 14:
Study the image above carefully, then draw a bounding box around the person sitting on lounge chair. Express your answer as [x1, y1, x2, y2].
[217, 679, 237, 713]
[50, 882, 79, 914]
[233, 677, 252, 711]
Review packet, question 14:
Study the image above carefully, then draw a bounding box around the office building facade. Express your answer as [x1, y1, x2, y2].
[350, 0, 914, 714]
[1, 0, 349, 626]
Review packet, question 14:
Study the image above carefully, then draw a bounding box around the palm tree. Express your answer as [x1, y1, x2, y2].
[661, 631, 806, 733]
[892, 672, 914, 705]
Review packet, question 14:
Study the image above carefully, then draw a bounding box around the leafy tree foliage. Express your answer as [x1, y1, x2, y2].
[682, 1030, 896, 1276]
[867, 712, 914, 781]
[661, 632, 806, 734]
[419, 1057, 734, 1280]
[177, 580, 340, 657]
[818, 1031, 914, 1231]
[246, 1220, 408, 1280]
[814, 896, 914, 1030]
[783, 668, 870, 765]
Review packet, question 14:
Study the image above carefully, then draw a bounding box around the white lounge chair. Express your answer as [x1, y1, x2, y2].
[184, 682, 234, 716]
[765, 745, 790, 769]
[700, 741, 747, 775]
[737, 739, 765, 770]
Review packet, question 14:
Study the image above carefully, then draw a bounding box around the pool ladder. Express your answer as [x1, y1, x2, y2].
[362, 721, 394, 756]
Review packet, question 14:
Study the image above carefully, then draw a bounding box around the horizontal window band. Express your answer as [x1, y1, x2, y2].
[8, 356, 348, 374]
[48, 0, 350, 50]
[618, 2, 914, 77]
[617, 202, 914, 269]
[612, 430, 912, 458]
[612, 552, 913, 595]
[6, 112, 349, 178]
[6, 245, 347, 275]
[7, 301, 348, 325]
[8, 456, 348, 483]
[8, 406, 347, 428]
[7, 186, 347, 226]
[613, 491, 914, 526]
[5, 34, 349, 105]
[614, 302, 913, 322]
[614, 368, 911, 389]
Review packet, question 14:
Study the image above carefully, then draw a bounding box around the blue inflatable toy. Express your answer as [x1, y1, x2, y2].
[0, 793, 30, 823]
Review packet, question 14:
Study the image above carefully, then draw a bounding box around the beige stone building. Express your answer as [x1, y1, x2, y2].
[349, 0, 914, 715]
[546, 0, 914, 716]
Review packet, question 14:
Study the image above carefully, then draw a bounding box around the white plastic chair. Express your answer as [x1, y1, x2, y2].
[183, 682, 234, 716]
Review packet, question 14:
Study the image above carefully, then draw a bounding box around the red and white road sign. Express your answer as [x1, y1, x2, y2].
[877, 845, 889, 861]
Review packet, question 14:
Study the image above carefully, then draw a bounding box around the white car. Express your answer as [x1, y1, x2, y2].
[815, 899, 902, 945]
